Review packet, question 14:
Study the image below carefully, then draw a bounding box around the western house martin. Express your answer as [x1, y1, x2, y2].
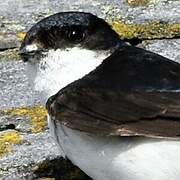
[20, 12, 180, 180]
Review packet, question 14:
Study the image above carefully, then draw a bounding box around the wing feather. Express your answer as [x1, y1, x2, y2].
[46, 46, 180, 138]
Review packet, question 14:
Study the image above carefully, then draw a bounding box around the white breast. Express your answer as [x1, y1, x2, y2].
[48, 116, 180, 180]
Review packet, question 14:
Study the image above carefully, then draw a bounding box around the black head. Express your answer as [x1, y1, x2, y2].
[19, 12, 122, 61]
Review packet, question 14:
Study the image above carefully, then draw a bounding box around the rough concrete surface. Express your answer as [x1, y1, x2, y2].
[0, 0, 180, 28]
[0, 61, 41, 110]
[144, 39, 180, 62]
[141, 39, 180, 63]
[0, 130, 60, 180]
[0, 0, 180, 179]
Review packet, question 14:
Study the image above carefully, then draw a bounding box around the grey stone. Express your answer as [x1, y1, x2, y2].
[0, 0, 179, 33]
[0, 34, 20, 50]
[0, 129, 61, 180]
[144, 39, 180, 62]
[0, 60, 42, 110]
[0, 115, 31, 133]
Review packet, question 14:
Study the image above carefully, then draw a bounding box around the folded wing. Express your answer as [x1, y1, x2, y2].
[47, 45, 180, 138]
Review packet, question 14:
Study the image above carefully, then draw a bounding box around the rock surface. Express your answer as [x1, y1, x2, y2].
[144, 39, 180, 62]
[0, 0, 180, 179]
[0, 61, 41, 110]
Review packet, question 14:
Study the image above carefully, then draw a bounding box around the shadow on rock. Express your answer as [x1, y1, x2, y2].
[33, 157, 92, 180]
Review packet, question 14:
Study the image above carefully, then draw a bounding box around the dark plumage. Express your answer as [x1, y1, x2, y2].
[47, 45, 180, 138]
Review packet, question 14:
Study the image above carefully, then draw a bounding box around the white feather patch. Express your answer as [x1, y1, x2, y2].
[31, 47, 110, 98]
[25, 44, 38, 52]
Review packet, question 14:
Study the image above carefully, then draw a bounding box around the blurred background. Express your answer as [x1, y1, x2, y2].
[0, 0, 180, 179]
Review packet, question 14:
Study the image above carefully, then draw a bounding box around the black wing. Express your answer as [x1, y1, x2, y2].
[46, 46, 180, 138]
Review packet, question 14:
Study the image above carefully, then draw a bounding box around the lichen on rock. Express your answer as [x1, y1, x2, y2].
[2, 106, 47, 133]
[17, 32, 26, 42]
[0, 131, 23, 158]
[127, 0, 158, 7]
[111, 21, 180, 40]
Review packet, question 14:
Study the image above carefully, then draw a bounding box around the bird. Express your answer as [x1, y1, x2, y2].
[19, 12, 180, 180]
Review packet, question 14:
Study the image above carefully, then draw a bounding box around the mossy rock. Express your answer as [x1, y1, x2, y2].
[126, 0, 154, 7]
[111, 21, 180, 40]
[1, 106, 47, 133]
[0, 131, 23, 158]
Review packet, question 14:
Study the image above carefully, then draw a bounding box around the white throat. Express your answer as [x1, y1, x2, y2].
[28, 47, 110, 99]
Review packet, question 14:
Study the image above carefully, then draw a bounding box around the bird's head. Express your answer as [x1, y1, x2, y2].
[20, 12, 123, 99]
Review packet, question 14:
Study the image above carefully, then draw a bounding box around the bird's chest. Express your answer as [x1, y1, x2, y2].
[48, 116, 180, 180]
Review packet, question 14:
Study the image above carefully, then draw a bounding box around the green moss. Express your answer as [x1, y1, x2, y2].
[126, 0, 157, 7]
[127, 0, 149, 7]
[0, 131, 23, 158]
[111, 21, 180, 39]
[2, 106, 47, 133]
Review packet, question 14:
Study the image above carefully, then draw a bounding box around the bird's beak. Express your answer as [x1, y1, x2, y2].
[19, 47, 30, 62]
[19, 46, 46, 62]
[19, 43, 41, 61]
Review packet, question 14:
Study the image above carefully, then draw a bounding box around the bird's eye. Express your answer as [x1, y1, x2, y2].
[67, 26, 85, 43]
